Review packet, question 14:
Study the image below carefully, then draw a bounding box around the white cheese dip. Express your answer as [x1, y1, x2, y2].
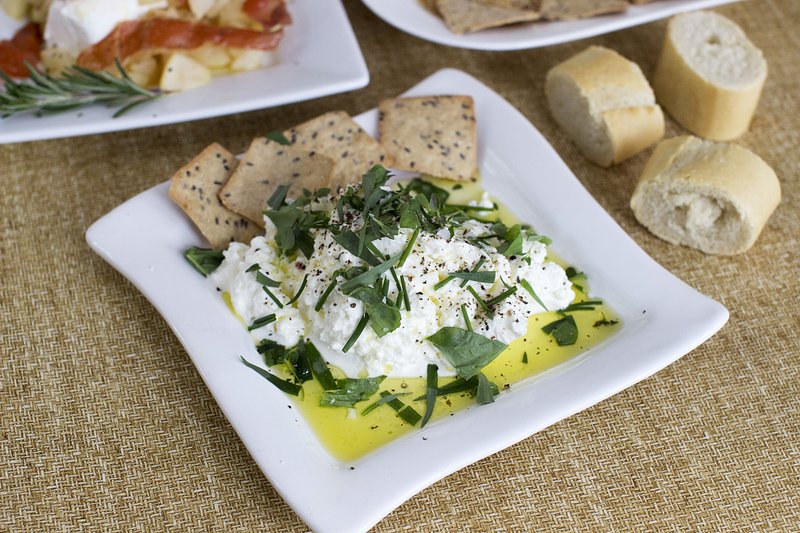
[211, 185, 574, 379]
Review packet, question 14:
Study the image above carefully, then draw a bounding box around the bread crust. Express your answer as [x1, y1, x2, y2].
[630, 136, 781, 254]
[653, 12, 767, 141]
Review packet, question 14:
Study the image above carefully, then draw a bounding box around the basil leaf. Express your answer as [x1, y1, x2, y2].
[542, 315, 578, 346]
[183, 247, 224, 277]
[349, 287, 401, 338]
[339, 253, 401, 294]
[266, 130, 291, 146]
[305, 341, 336, 390]
[476, 373, 499, 404]
[319, 376, 385, 407]
[420, 364, 438, 428]
[427, 327, 507, 380]
[240, 356, 301, 396]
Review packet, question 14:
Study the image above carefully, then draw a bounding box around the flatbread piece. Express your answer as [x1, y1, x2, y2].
[169, 143, 261, 250]
[284, 111, 391, 191]
[378, 95, 478, 182]
[540, 0, 627, 20]
[219, 138, 334, 227]
[435, 0, 540, 34]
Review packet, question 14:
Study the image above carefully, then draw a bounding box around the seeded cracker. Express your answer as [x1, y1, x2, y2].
[284, 111, 391, 191]
[169, 143, 261, 250]
[378, 95, 477, 181]
[219, 138, 335, 227]
[434, 0, 540, 34]
[539, 0, 627, 21]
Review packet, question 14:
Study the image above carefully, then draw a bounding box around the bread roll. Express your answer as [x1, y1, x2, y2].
[546, 46, 664, 167]
[630, 136, 780, 255]
[653, 11, 767, 141]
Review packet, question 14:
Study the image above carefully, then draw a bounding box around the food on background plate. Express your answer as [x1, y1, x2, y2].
[170, 98, 620, 460]
[429, 0, 642, 35]
[630, 135, 780, 255]
[545, 45, 664, 167]
[652, 10, 767, 141]
[0, 0, 289, 95]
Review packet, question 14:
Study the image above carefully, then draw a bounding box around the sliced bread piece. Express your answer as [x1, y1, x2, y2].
[653, 10, 767, 141]
[545, 45, 664, 167]
[630, 136, 781, 255]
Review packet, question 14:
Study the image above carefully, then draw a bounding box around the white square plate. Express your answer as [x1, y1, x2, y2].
[86, 69, 728, 532]
[0, 0, 368, 144]
[361, 0, 740, 51]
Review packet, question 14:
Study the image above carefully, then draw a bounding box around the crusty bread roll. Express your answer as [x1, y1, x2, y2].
[653, 11, 767, 141]
[545, 46, 664, 167]
[631, 136, 780, 255]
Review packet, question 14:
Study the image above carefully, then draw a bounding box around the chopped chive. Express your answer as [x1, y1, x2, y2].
[415, 376, 479, 400]
[286, 274, 308, 305]
[522, 351, 528, 364]
[400, 275, 411, 311]
[436, 270, 496, 290]
[397, 227, 420, 268]
[248, 313, 276, 331]
[342, 314, 369, 353]
[460, 258, 486, 288]
[245, 263, 260, 272]
[254, 270, 281, 288]
[433, 274, 455, 291]
[315, 278, 338, 311]
[520, 279, 547, 311]
[261, 285, 284, 309]
[467, 285, 490, 313]
[361, 392, 410, 416]
[305, 342, 336, 390]
[240, 356, 301, 396]
[561, 299, 603, 313]
[379, 390, 422, 425]
[486, 286, 517, 307]
[461, 303, 473, 332]
[421, 364, 438, 428]
[365, 240, 386, 261]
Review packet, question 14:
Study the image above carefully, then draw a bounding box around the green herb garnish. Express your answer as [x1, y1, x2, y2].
[248, 313, 277, 331]
[420, 364, 438, 428]
[315, 278, 338, 311]
[183, 247, 224, 277]
[542, 315, 578, 346]
[304, 342, 337, 390]
[427, 327, 507, 380]
[560, 299, 603, 313]
[397, 227, 420, 267]
[378, 390, 422, 425]
[266, 130, 291, 145]
[520, 279, 547, 311]
[0, 59, 160, 118]
[339, 253, 401, 294]
[466, 285, 490, 313]
[434, 270, 496, 290]
[255, 271, 281, 288]
[593, 315, 619, 328]
[349, 287, 401, 338]
[240, 356, 301, 396]
[522, 351, 528, 364]
[476, 373, 499, 404]
[256, 339, 287, 366]
[362, 392, 410, 416]
[461, 303, 473, 332]
[342, 314, 369, 353]
[485, 286, 517, 307]
[261, 285, 284, 309]
[286, 274, 308, 305]
[319, 376, 385, 407]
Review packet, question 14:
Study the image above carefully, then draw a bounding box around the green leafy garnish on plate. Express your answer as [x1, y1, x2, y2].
[183, 247, 224, 277]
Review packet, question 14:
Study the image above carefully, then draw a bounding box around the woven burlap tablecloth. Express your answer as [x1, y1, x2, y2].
[2, 0, 798, 530]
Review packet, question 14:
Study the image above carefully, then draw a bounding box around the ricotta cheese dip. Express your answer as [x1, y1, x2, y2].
[211, 177, 575, 379]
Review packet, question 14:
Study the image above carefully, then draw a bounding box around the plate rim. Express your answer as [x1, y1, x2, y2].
[86, 68, 728, 532]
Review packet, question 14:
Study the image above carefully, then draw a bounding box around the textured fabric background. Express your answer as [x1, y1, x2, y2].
[1, 0, 798, 530]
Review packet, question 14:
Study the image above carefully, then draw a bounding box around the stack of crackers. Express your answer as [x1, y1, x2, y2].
[427, 0, 656, 35]
[170, 95, 478, 249]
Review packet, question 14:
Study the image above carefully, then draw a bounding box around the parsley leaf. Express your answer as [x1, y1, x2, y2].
[427, 327, 507, 380]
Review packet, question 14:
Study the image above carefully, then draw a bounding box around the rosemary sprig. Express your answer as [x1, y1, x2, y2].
[0, 59, 160, 118]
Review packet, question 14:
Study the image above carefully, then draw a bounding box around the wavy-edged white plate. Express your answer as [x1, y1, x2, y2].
[362, 0, 741, 51]
[0, 0, 368, 144]
[87, 69, 727, 532]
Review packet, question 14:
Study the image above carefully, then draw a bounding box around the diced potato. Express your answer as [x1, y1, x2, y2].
[229, 49, 269, 72]
[159, 53, 212, 91]
[41, 46, 77, 76]
[216, 0, 255, 29]
[1, 0, 28, 20]
[188, 44, 230, 69]
[125, 54, 160, 88]
[187, 0, 214, 18]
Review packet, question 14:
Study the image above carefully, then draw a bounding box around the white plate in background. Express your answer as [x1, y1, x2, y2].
[87, 69, 728, 532]
[0, 0, 368, 144]
[362, 0, 741, 51]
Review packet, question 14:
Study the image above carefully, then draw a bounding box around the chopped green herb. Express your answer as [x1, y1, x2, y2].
[349, 287, 401, 338]
[286, 274, 308, 305]
[397, 227, 420, 268]
[485, 286, 517, 307]
[466, 286, 490, 314]
[240, 356, 301, 396]
[245, 263, 260, 273]
[267, 184, 291, 210]
[256, 339, 287, 366]
[519, 279, 547, 311]
[286, 341, 312, 383]
[261, 285, 284, 309]
[522, 351, 528, 364]
[400, 275, 411, 311]
[476, 373, 499, 404]
[248, 314, 276, 331]
[560, 299, 603, 313]
[427, 327, 507, 380]
[304, 342, 337, 390]
[593, 314, 619, 328]
[266, 130, 291, 145]
[497, 224, 524, 257]
[460, 258, 486, 288]
[378, 390, 422, 425]
[461, 303, 473, 332]
[339, 253, 401, 294]
[434, 270, 496, 290]
[332, 230, 381, 266]
[255, 271, 281, 288]
[361, 392, 410, 416]
[183, 247, 224, 277]
[315, 278, 338, 311]
[421, 364, 438, 428]
[342, 314, 369, 353]
[320, 376, 385, 408]
[542, 315, 578, 346]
